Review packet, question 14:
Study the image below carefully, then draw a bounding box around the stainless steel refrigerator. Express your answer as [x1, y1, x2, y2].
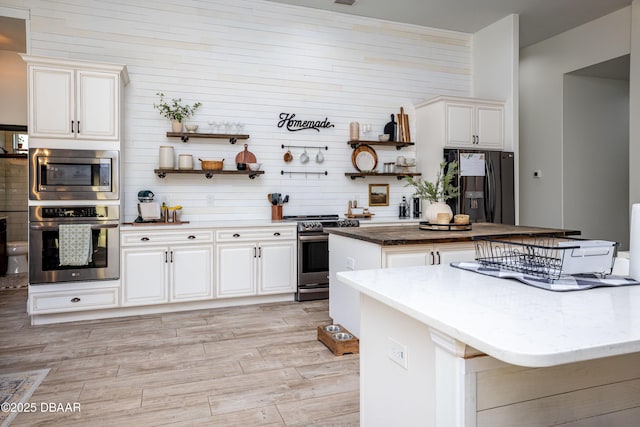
[444, 149, 515, 224]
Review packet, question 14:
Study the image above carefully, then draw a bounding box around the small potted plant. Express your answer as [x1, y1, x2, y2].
[153, 92, 202, 132]
[405, 160, 460, 223]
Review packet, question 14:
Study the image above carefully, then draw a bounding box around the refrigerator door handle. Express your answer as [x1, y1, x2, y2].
[486, 158, 496, 222]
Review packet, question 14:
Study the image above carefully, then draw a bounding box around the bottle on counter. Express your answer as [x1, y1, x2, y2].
[412, 197, 421, 218]
[399, 196, 409, 219]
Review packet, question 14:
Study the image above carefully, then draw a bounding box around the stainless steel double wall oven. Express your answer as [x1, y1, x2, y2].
[28, 148, 121, 284]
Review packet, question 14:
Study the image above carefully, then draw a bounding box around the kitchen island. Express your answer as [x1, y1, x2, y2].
[328, 223, 579, 336]
[336, 264, 640, 427]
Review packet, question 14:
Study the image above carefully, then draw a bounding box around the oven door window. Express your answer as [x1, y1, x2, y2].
[300, 239, 328, 273]
[40, 227, 110, 271]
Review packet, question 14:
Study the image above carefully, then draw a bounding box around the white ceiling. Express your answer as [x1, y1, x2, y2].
[265, 0, 632, 48]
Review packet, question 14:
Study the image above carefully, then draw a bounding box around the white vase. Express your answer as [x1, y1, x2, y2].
[424, 201, 453, 223]
[171, 120, 183, 133]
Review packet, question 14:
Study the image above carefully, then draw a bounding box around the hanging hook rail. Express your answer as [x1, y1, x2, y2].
[281, 170, 328, 176]
[281, 144, 328, 150]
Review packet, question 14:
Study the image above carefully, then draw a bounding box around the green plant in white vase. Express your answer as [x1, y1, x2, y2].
[405, 160, 460, 223]
[153, 92, 202, 132]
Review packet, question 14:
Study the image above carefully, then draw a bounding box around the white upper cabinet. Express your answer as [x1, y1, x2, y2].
[444, 98, 504, 149]
[22, 55, 128, 142]
[417, 96, 505, 150]
[415, 96, 505, 185]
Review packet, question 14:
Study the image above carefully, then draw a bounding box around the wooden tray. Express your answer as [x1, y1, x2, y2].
[344, 213, 375, 219]
[419, 221, 472, 231]
[317, 324, 359, 356]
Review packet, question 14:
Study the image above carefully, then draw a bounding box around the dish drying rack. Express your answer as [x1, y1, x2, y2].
[473, 236, 618, 281]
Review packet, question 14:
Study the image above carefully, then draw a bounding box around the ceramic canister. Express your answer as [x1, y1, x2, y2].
[159, 146, 174, 169]
[178, 154, 194, 170]
[349, 122, 360, 141]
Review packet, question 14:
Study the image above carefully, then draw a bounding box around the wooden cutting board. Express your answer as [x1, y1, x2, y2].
[235, 144, 256, 163]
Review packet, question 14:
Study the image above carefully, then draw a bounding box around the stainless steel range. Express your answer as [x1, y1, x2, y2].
[284, 215, 359, 301]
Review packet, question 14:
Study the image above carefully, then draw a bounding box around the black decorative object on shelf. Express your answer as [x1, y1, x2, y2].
[383, 114, 396, 142]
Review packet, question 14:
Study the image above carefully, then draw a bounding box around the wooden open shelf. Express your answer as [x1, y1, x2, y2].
[155, 169, 264, 179]
[166, 132, 250, 143]
[348, 140, 415, 150]
[345, 172, 421, 180]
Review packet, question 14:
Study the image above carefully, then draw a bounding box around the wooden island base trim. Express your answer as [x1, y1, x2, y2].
[317, 325, 360, 356]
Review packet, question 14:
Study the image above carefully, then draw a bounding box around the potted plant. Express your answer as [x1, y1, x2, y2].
[153, 92, 202, 132]
[405, 160, 460, 223]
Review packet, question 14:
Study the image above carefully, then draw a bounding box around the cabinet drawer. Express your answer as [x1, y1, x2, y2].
[122, 229, 214, 246]
[30, 287, 119, 314]
[215, 226, 296, 242]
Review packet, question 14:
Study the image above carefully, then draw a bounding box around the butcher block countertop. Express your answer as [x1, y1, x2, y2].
[327, 222, 580, 246]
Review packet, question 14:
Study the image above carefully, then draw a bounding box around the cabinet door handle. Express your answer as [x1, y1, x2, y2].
[77, 121, 81, 134]
[170, 251, 173, 263]
[258, 247, 262, 258]
[253, 247, 257, 258]
[233, 233, 240, 238]
[188, 235, 196, 239]
[71, 297, 81, 303]
[71, 120, 75, 133]
[164, 251, 168, 263]
[273, 232, 281, 236]
[430, 251, 435, 265]
[436, 251, 441, 265]
[141, 237, 150, 241]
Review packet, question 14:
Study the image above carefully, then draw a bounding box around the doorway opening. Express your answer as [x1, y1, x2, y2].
[563, 55, 630, 249]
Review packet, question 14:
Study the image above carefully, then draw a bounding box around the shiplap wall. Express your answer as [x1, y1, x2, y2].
[14, 0, 471, 222]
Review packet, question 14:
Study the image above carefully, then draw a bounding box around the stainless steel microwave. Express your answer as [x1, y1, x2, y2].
[29, 148, 119, 200]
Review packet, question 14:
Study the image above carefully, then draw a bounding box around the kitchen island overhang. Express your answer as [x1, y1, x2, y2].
[337, 264, 640, 368]
[337, 264, 640, 427]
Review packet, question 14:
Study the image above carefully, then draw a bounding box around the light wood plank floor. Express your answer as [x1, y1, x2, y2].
[0, 288, 360, 426]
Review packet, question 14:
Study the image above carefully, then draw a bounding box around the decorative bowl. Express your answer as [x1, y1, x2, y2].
[237, 162, 247, 170]
[247, 163, 262, 171]
[185, 124, 199, 133]
[378, 134, 390, 142]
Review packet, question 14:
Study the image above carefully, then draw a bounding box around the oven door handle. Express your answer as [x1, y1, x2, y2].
[297, 234, 328, 242]
[29, 223, 119, 231]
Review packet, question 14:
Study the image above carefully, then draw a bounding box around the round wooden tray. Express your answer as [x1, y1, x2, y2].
[419, 221, 472, 231]
[351, 144, 378, 172]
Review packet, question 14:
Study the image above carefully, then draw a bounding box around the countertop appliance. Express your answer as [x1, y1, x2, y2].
[444, 148, 515, 224]
[284, 214, 359, 301]
[135, 190, 161, 222]
[29, 205, 120, 284]
[29, 148, 119, 201]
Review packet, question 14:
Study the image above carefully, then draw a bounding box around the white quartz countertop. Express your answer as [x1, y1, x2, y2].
[337, 264, 640, 367]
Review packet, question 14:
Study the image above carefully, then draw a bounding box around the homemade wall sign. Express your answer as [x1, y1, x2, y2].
[277, 113, 335, 132]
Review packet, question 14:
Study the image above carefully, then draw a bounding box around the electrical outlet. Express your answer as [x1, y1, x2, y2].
[388, 337, 408, 369]
[346, 257, 355, 270]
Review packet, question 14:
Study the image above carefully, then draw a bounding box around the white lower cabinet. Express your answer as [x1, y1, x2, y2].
[121, 229, 214, 306]
[29, 285, 119, 314]
[215, 226, 297, 298]
[383, 242, 476, 268]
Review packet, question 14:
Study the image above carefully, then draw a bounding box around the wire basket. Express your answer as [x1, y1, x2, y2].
[473, 236, 617, 281]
